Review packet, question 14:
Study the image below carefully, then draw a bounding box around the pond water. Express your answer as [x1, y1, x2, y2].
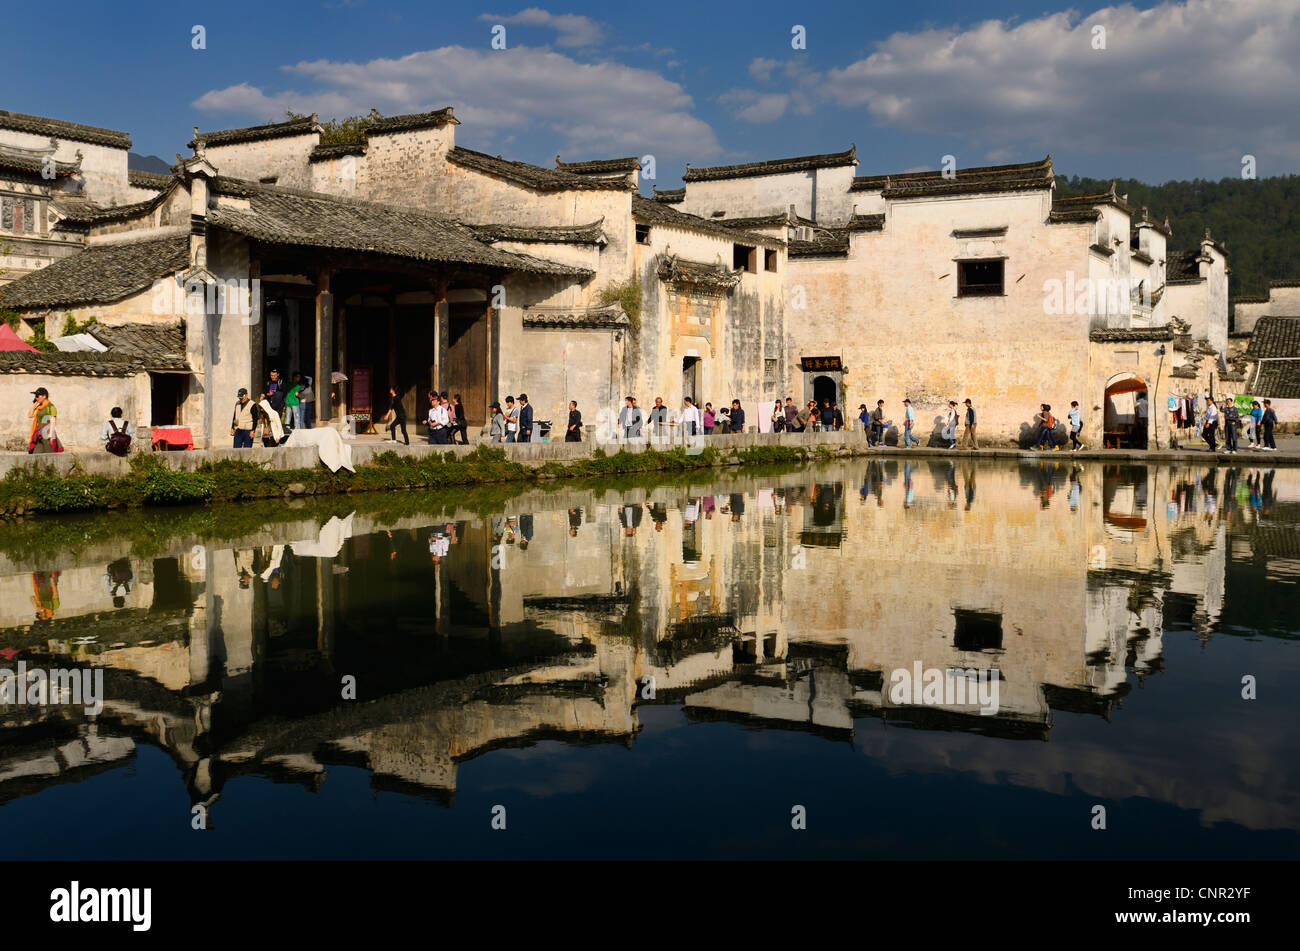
[0, 458, 1297, 860]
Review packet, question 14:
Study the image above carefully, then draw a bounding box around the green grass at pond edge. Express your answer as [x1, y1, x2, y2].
[0, 444, 817, 558]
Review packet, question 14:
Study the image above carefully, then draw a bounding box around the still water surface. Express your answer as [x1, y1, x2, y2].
[1, 458, 1297, 859]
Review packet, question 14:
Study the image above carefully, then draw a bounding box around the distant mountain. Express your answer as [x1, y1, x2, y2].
[127, 152, 171, 174]
[1056, 174, 1300, 308]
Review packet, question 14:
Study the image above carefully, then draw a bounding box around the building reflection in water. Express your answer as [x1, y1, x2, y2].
[0, 460, 1295, 833]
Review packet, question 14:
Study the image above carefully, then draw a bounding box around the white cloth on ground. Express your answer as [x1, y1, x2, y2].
[285, 426, 355, 472]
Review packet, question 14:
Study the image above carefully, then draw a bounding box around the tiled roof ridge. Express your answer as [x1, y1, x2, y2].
[364, 107, 458, 133]
[0, 109, 132, 149]
[128, 168, 174, 189]
[56, 195, 164, 227]
[651, 187, 685, 203]
[682, 145, 857, 182]
[0, 148, 81, 178]
[469, 220, 607, 244]
[191, 114, 321, 149]
[631, 194, 775, 245]
[554, 155, 640, 174]
[852, 156, 1051, 191]
[0, 234, 189, 311]
[448, 146, 633, 192]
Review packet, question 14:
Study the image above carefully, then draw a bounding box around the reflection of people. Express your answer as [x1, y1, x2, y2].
[568, 508, 582, 536]
[103, 558, 134, 608]
[31, 570, 61, 620]
[619, 502, 642, 535]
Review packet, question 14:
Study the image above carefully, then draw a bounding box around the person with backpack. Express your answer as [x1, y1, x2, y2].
[230, 388, 256, 448]
[1033, 404, 1058, 450]
[101, 406, 133, 456]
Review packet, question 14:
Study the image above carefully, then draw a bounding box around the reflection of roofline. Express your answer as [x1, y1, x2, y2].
[849, 702, 1050, 741]
[683, 704, 854, 743]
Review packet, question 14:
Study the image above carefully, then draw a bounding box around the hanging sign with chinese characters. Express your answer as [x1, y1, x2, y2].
[800, 356, 843, 372]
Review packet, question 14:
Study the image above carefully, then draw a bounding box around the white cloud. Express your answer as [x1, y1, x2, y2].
[192, 45, 722, 163]
[478, 8, 604, 48]
[726, 1, 1300, 167]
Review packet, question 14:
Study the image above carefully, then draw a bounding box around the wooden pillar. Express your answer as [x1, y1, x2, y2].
[315, 269, 334, 423]
[484, 294, 494, 423]
[434, 278, 448, 395]
[387, 300, 397, 396]
[335, 302, 348, 423]
[249, 259, 264, 395]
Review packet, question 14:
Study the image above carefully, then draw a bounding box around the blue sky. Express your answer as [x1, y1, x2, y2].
[6, 0, 1298, 187]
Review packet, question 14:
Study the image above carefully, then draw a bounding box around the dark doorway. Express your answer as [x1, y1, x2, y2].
[395, 304, 438, 426]
[149, 372, 187, 426]
[682, 356, 700, 404]
[813, 374, 837, 408]
[954, 609, 1003, 652]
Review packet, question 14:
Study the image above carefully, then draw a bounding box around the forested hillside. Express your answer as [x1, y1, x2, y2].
[1056, 174, 1300, 303]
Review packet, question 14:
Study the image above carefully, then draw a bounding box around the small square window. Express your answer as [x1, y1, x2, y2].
[635, 223, 650, 244]
[957, 259, 1004, 297]
[733, 244, 757, 273]
[764, 249, 778, 271]
[954, 609, 1003, 651]
[764, 358, 777, 376]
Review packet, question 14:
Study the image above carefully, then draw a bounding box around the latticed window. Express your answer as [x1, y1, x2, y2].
[1, 197, 36, 233]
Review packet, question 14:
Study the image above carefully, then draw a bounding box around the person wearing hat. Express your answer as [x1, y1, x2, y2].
[27, 387, 63, 454]
[517, 392, 534, 442]
[231, 387, 257, 448]
[901, 398, 920, 448]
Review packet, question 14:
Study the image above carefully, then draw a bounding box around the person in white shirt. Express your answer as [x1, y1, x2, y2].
[680, 397, 701, 437]
[1202, 397, 1220, 452]
[427, 392, 451, 444]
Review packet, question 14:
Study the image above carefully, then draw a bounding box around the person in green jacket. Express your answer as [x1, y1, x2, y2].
[285, 372, 305, 430]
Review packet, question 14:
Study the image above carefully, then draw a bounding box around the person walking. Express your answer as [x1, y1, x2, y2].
[517, 393, 534, 443]
[1222, 399, 1240, 453]
[102, 406, 133, 456]
[901, 398, 919, 448]
[452, 394, 469, 445]
[943, 401, 959, 449]
[870, 400, 886, 446]
[1261, 399, 1278, 450]
[1249, 400, 1263, 449]
[230, 388, 256, 448]
[284, 373, 305, 430]
[702, 402, 716, 435]
[298, 373, 315, 428]
[681, 397, 701, 437]
[1033, 404, 1057, 450]
[1202, 397, 1219, 452]
[386, 385, 408, 445]
[565, 400, 583, 441]
[503, 396, 519, 442]
[1067, 401, 1084, 450]
[729, 400, 746, 434]
[427, 391, 449, 444]
[961, 398, 979, 450]
[489, 402, 506, 442]
[857, 404, 870, 438]
[26, 387, 63, 454]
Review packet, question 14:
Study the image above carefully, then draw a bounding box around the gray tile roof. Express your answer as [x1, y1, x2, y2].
[127, 169, 173, 190]
[852, 157, 1053, 198]
[469, 220, 606, 244]
[657, 255, 742, 289]
[632, 195, 775, 244]
[191, 114, 320, 149]
[683, 146, 857, 182]
[0, 349, 148, 378]
[787, 233, 850, 257]
[1246, 316, 1300, 360]
[1167, 250, 1204, 284]
[1272, 279, 1300, 288]
[0, 234, 189, 310]
[448, 147, 633, 192]
[554, 156, 640, 175]
[55, 196, 161, 228]
[651, 187, 684, 203]
[0, 110, 131, 149]
[524, 305, 629, 328]
[713, 212, 814, 231]
[0, 147, 80, 178]
[847, 213, 884, 232]
[1089, 327, 1175, 342]
[0, 319, 188, 377]
[309, 143, 367, 162]
[365, 108, 458, 133]
[88, 321, 189, 370]
[208, 178, 593, 276]
[1052, 182, 1134, 216]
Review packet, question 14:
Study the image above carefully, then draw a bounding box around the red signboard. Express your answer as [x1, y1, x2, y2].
[351, 365, 372, 414]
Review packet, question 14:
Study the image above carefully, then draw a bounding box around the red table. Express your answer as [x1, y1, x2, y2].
[151, 426, 194, 451]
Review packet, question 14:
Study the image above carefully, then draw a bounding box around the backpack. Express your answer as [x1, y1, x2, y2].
[106, 420, 132, 457]
[1045, 413, 1055, 429]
